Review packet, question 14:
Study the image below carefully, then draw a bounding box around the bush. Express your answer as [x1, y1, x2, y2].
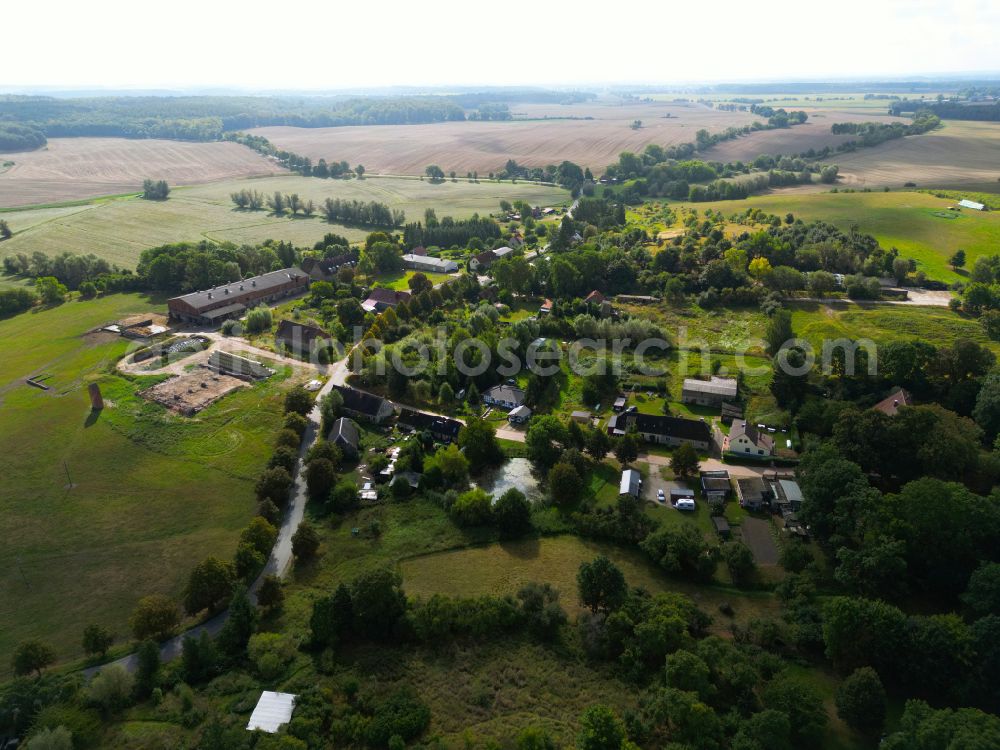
[365, 689, 431, 747]
[244, 306, 272, 334]
[82, 624, 113, 658]
[239, 517, 278, 558]
[449, 488, 493, 526]
[836, 666, 886, 735]
[248, 633, 297, 681]
[292, 521, 321, 562]
[284, 386, 313, 416]
[23, 727, 73, 750]
[87, 665, 134, 715]
[494, 487, 531, 536]
[283, 411, 309, 436]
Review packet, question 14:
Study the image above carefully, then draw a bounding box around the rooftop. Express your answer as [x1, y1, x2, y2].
[170, 267, 306, 312]
[682, 376, 738, 397]
[247, 691, 296, 733]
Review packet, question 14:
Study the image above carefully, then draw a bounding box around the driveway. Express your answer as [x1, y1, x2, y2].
[740, 517, 779, 565]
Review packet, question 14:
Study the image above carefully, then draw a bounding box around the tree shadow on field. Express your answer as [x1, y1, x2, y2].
[84, 408, 101, 428]
[499, 536, 541, 560]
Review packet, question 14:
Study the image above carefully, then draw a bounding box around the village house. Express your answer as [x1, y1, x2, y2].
[396, 408, 463, 443]
[872, 387, 913, 416]
[681, 376, 738, 407]
[402, 254, 459, 273]
[483, 383, 526, 410]
[329, 417, 360, 457]
[361, 287, 410, 313]
[735, 476, 771, 511]
[606, 409, 712, 451]
[275, 319, 329, 356]
[619, 468, 642, 498]
[468, 246, 515, 272]
[167, 267, 309, 326]
[723, 421, 774, 457]
[332, 385, 394, 424]
[300, 255, 355, 282]
[410, 246, 428, 256]
[508, 405, 532, 424]
[539, 299, 554, 315]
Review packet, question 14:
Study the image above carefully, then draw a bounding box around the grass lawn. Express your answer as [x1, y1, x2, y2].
[365, 269, 453, 291]
[0, 175, 569, 270]
[0, 294, 296, 672]
[399, 535, 780, 635]
[789, 299, 1000, 354]
[667, 190, 1000, 283]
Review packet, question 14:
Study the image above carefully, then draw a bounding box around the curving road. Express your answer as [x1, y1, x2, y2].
[86, 347, 343, 677]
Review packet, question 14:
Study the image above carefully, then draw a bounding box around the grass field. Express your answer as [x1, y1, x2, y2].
[249, 100, 759, 175]
[400, 535, 780, 632]
[679, 190, 1000, 282]
[0, 295, 296, 671]
[789, 300, 1000, 354]
[0, 137, 285, 207]
[0, 175, 568, 269]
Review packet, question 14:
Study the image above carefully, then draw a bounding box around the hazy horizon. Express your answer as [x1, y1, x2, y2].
[3, 0, 998, 91]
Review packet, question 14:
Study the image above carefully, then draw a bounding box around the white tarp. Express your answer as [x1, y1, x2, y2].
[247, 691, 296, 733]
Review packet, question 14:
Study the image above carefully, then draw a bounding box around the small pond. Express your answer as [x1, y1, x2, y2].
[476, 457, 545, 504]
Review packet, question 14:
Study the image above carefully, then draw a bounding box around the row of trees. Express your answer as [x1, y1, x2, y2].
[141, 179, 169, 200]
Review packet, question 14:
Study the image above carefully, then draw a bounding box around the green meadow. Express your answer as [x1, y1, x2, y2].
[674, 190, 1000, 282]
[0, 295, 294, 671]
[0, 175, 568, 270]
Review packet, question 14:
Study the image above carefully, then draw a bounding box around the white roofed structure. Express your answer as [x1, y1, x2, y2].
[247, 691, 297, 733]
[959, 199, 986, 211]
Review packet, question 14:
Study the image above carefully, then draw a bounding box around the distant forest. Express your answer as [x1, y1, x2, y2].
[890, 99, 1000, 122]
[0, 95, 469, 143]
[0, 89, 598, 148]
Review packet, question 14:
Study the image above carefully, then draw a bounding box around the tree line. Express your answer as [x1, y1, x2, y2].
[141, 179, 169, 200]
[0, 94, 467, 141]
[830, 110, 941, 146]
[403, 214, 499, 249]
[0, 123, 46, 151]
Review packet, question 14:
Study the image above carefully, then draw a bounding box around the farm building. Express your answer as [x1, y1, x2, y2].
[300, 254, 355, 281]
[329, 417, 360, 456]
[332, 385, 394, 424]
[275, 320, 329, 355]
[402, 254, 458, 273]
[167, 267, 309, 325]
[681, 376, 738, 407]
[396, 408, 463, 443]
[606, 410, 712, 451]
[872, 387, 913, 416]
[619, 469, 642, 498]
[612, 396, 627, 411]
[206, 350, 274, 380]
[362, 288, 411, 313]
[571, 410, 591, 424]
[483, 384, 526, 410]
[469, 246, 515, 272]
[723, 421, 774, 457]
[720, 402, 743, 424]
[773, 478, 803, 514]
[958, 199, 986, 211]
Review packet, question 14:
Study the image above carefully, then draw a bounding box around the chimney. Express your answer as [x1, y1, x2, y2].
[892, 399, 899, 407]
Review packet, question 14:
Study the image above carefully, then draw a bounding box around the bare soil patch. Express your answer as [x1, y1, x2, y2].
[141, 370, 246, 415]
[0, 137, 285, 207]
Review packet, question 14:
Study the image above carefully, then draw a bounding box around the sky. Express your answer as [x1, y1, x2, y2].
[2, 0, 998, 91]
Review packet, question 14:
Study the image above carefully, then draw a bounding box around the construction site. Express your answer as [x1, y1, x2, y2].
[140, 371, 248, 416]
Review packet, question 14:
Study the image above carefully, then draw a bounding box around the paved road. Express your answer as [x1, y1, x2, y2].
[86, 351, 340, 678]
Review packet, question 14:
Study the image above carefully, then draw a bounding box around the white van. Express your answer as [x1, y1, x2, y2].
[676, 498, 696, 512]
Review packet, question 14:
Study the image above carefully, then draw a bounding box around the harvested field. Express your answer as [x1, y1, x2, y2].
[833, 120, 1000, 190]
[141, 371, 246, 415]
[703, 110, 905, 162]
[0, 175, 568, 268]
[249, 101, 759, 175]
[0, 137, 285, 207]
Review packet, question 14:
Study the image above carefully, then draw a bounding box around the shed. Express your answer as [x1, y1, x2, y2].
[571, 410, 592, 424]
[711, 516, 731, 539]
[959, 199, 986, 211]
[619, 469, 642, 497]
[247, 691, 297, 733]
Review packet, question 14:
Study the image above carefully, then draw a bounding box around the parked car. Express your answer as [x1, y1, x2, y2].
[657, 489, 666, 502]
